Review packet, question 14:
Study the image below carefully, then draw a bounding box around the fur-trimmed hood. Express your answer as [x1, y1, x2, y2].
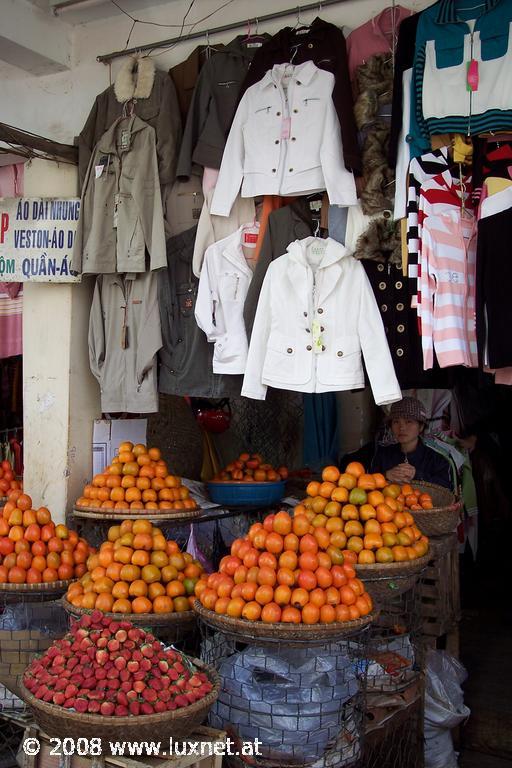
[114, 55, 156, 103]
[353, 215, 402, 267]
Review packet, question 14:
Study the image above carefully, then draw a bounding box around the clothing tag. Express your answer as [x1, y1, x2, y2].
[281, 117, 291, 140]
[132, 299, 142, 305]
[95, 165, 104, 179]
[120, 128, 131, 151]
[466, 59, 479, 92]
[244, 232, 258, 244]
[309, 200, 322, 211]
[312, 320, 323, 353]
[311, 244, 326, 257]
[295, 28, 310, 35]
[113, 192, 121, 229]
[246, 41, 263, 48]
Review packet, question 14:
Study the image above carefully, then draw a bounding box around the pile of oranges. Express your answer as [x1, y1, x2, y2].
[66, 519, 204, 615]
[213, 453, 288, 483]
[0, 460, 22, 499]
[195, 509, 373, 625]
[297, 463, 430, 565]
[0, 491, 91, 585]
[75, 442, 197, 513]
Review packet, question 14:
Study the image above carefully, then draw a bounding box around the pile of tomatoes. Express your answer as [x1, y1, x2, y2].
[213, 453, 288, 483]
[195, 509, 373, 625]
[0, 491, 92, 585]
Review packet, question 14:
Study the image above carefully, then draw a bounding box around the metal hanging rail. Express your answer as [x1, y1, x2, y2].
[97, 0, 354, 64]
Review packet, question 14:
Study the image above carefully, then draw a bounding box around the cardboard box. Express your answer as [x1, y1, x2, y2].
[93, 419, 147, 476]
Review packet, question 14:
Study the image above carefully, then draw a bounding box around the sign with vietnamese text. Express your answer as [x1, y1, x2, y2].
[0, 197, 81, 282]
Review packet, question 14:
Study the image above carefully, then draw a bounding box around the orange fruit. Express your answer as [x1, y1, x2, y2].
[132, 596, 152, 614]
[322, 466, 340, 483]
[319, 481, 336, 499]
[242, 601, 262, 622]
[112, 598, 132, 613]
[345, 462, 365, 478]
[302, 603, 320, 624]
[272, 511, 292, 536]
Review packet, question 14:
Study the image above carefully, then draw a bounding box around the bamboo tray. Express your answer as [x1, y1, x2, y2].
[62, 596, 197, 631]
[355, 553, 430, 601]
[20, 658, 220, 751]
[72, 506, 202, 522]
[0, 579, 72, 604]
[194, 600, 375, 645]
[407, 482, 461, 537]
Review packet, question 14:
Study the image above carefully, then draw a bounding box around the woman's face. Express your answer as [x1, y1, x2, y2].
[391, 418, 422, 446]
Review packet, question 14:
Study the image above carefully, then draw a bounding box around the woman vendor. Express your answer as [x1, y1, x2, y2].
[368, 397, 453, 489]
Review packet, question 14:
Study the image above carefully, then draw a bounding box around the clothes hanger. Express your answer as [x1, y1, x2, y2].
[204, 30, 220, 59]
[242, 18, 267, 44]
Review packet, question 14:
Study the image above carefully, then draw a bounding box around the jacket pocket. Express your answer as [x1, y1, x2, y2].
[434, 37, 465, 69]
[262, 333, 310, 385]
[317, 335, 364, 387]
[479, 27, 509, 62]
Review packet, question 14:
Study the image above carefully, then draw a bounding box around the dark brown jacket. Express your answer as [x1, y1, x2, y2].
[169, 45, 223, 124]
[78, 67, 181, 189]
[238, 18, 361, 174]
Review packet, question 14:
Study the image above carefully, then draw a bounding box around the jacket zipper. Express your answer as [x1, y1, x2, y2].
[468, 30, 474, 136]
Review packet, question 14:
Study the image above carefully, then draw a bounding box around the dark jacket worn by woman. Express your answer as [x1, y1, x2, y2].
[369, 439, 453, 489]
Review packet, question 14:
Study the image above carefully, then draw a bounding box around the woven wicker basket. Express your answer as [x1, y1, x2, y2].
[407, 482, 461, 537]
[355, 553, 430, 602]
[194, 600, 375, 645]
[73, 506, 200, 521]
[62, 597, 196, 639]
[20, 658, 220, 752]
[0, 580, 72, 605]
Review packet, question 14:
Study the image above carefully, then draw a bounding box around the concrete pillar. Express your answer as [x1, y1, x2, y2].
[22, 159, 100, 523]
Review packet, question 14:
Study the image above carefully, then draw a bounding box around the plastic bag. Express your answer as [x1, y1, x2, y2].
[424, 650, 470, 768]
[186, 523, 213, 573]
[209, 644, 360, 765]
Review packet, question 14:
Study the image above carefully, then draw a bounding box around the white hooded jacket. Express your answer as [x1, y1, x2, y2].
[241, 237, 402, 405]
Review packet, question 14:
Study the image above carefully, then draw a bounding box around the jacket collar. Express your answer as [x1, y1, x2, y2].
[182, 46, 210, 89]
[222, 34, 271, 61]
[286, 237, 348, 304]
[97, 115, 147, 155]
[114, 55, 155, 102]
[259, 60, 319, 89]
[435, 0, 500, 23]
[222, 225, 256, 277]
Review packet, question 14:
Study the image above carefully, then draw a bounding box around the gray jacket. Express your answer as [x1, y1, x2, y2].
[243, 198, 316, 337]
[78, 67, 182, 188]
[158, 227, 242, 397]
[74, 116, 167, 275]
[176, 35, 270, 178]
[89, 271, 162, 414]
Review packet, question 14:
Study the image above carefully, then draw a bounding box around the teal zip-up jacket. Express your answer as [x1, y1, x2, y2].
[408, 0, 512, 158]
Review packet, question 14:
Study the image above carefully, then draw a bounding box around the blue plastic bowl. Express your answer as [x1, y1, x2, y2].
[207, 480, 286, 507]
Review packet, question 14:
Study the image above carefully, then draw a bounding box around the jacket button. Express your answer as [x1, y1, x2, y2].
[275, 139, 279, 144]
[308, 43, 313, 49]
[307, 345, 312, 351]
[291, 137, 296, 141]
[272, 168, 276, 173]
[276, 111, 281, 116]
[297, 81, 302, 85]
[320, 326, 324, 332]
[406, 134, 412, 143]
[383, 210, 391, 219]
[317, 308, 323, 314]
[381, 304, 388, 312]
[377, 264, 384, 272]
[397, 324, 405, 333]
[321, 345, 326, 351]
[293, 108, 299, 113]
[379, 282, 386, 290]
[306, 328, 310, 333]
[287, 348, 293, 354]
[177, 338, 182, 343]
[397, 302, 404, 311]
[337, 351, 343, 357]
[396, 348, 404, 357]
[303, 311, 308, 317]
[395, 281, 403, 289]
[289, 167, 294, 172]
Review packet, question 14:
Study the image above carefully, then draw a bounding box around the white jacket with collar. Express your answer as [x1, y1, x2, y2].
[241, 237, 402, 405]
[195, 225, 254, 374]
[210, 61, 357, 217]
